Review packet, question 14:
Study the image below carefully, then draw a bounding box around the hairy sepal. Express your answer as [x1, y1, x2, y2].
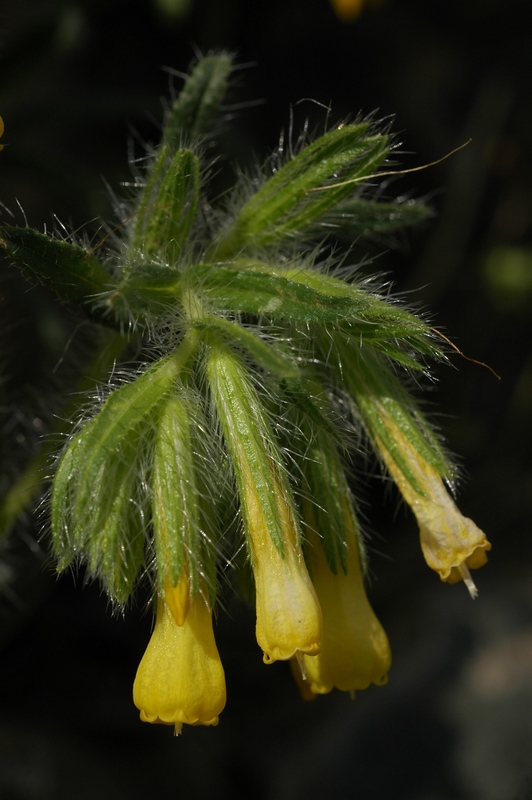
[152, 391, 216, 599]
[330, 342, 454, 492]
[211, 124, 389, 256]
[206, 339, 299, 558]
[316, 197, 431, 238]
[51, 339, 199, 585]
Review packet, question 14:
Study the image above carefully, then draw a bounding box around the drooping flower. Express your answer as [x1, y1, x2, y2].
[206, 341, 322, 664]
[248, 472, 323, 664]
[133, 583, 226, 734]
[378, 416, 491, 597]
[301, 505, 391, 695]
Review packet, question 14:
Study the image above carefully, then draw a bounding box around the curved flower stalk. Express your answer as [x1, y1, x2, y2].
[329, 342, 491, 597]
[133, 583, 226, 734]
[0, 54, 492, 732]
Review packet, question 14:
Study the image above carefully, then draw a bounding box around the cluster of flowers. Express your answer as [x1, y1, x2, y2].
[0, 55, 490, 735]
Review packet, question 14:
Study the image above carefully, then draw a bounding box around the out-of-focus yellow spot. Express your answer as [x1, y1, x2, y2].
[330, 0, 385, 22]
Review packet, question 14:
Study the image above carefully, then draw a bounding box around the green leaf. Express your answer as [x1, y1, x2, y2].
[110, 261, 380, 324]
[210, 124, 389, 257]
[200, 264, 443, 364]
[53, 415, 147, 602]
[51, 332, 200, 560]
[0, 226, 115, 320]
[196, 263, 382, 323]
[71, 349, 194, 516]
[278, 265, 443, 365]
[51, 421, 97, 567]
[110, 258, 441, 368]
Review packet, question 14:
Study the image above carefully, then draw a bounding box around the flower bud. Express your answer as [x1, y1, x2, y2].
[131, 147, 199, 264]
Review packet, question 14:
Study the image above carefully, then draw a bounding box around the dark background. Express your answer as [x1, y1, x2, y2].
[1, 1, 532, 798]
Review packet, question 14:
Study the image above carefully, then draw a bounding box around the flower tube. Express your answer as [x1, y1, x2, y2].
[133, 584, 226, 734]
[247, 471, 322, 663]
[303, 516, 391, 695]
[297, 427, 390, 695]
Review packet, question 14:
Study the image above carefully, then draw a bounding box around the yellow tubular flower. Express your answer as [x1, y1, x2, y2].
[206, 342, 322, 665]
[133, 584, 226, 734]
[378, 418, 491, 598]
[246, 470, 322, 664]
[302, 517, 391, 695]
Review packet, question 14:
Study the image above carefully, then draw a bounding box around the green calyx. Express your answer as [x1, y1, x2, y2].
[205, 337, 300, 561]
[152, 390, 218, 601]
